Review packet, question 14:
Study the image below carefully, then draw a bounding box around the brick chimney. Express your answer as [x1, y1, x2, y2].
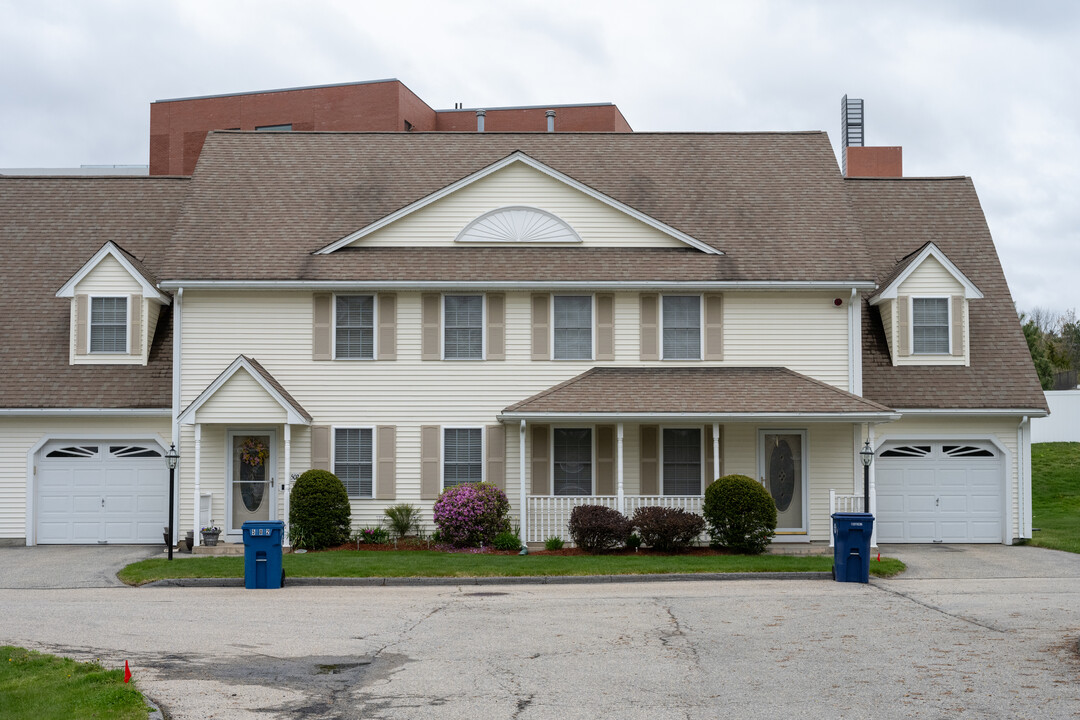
[841, 95, 902, 178]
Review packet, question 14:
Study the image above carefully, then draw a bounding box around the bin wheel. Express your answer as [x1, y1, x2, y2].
[281, 570, 286, 588]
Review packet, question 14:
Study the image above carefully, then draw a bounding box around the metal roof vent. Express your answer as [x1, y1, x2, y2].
[841, 95, 864, 176]
[476, 109, 486, 132]
[546, 110, 556, 132]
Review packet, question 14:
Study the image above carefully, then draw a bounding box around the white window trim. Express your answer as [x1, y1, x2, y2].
[659, 425, 706, 496]
[441, 425, 485, 489]
[659, 294, 704, 361]
[332, 293, 378, 361]
[441, 294, 486, 361]
[331, 425, 377, 499]
[549, 424, 596, 496]
[87, 293, 131, 355]
[909, 295, 952, 356]
[757, 428, 808, 535]
[551, 294, 596, 362]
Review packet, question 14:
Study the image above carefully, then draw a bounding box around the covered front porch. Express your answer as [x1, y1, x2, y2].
[500, 367, 898, 546]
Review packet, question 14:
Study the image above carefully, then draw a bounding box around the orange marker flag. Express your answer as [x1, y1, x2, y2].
[124, 660, 132, 683]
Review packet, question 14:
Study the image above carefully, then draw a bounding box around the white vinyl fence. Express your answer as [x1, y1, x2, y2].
[1031, 390, 1080, 443]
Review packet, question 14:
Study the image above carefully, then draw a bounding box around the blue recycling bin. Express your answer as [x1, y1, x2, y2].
[832, 512, 874, 583]
[242, 520, 284, 589]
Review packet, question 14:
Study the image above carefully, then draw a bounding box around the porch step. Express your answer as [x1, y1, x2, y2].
[192, 542, 246, 556]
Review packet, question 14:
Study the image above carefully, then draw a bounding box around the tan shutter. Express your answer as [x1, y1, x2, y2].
[312, 294, 332, 361]
[75, 294, 89, 355]
[311, 425, 331, 471]
[486, 424, 506, 490]
[377, 294, 397, 361]
[640, 425, 659, 495]
[420, 425, 441, 499]
[596, 425, 615, 495]
[531, 294, 550, 360]
[951, 295, 964, 356]
[421, 294, 441, 361]
[487, 294, 505, 361]
[376, 426, 396, 499]
[704, 294, 723, 361]
[596, 294, 615, 361]
[896, 295, 911, 356]
[640, 294, 659, 361]
[129, 295, 142, 356]
[530, 424, 550, 495]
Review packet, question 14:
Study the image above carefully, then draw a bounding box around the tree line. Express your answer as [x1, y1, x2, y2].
[1021, 307, 1080, 390]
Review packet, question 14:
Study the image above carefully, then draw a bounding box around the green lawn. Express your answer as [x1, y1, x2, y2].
[1031, 442, 1080, 553]
[119, 549, 905, 585]
[0, 646, 150, 720]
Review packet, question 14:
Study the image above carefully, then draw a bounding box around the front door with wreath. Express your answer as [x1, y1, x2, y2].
[229, 432, 274, 533]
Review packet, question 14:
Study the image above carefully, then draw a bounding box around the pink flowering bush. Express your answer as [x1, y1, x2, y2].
[432, 482, 511, 547]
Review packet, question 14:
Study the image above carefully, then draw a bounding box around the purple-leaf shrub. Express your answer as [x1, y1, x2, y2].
[432, 482, 512, 548]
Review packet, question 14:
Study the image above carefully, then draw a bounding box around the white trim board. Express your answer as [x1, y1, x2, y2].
[55, 241, 170, 303]
[177, 355, 310, 426]
[313, 152, 723, 256]
[869, 243, 983, 304]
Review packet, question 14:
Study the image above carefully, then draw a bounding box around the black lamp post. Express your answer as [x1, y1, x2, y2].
[165, 443, 179, 561]
[859, 439, 874, 514]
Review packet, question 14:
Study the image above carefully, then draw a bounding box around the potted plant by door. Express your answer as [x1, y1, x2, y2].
[201, 525, 222, 546]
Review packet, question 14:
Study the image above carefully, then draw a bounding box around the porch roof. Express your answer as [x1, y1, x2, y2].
[177, 355, 312, 425]
[500, 367, 899, 422]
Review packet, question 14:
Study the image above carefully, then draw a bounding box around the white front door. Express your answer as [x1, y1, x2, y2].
[759, 430, 808, 534]
[226, 430, 276, 535]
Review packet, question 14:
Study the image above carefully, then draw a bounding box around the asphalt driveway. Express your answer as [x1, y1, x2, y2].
[0, 544, 159, 588]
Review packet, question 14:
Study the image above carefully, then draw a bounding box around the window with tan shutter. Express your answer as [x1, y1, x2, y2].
[90, 297, 127, 353]
[335, 296, 374, 359]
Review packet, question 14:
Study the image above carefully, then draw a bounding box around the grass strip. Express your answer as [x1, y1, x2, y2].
[119, 550, 905, 585]
[0, 646, 150, 720]
[1030, 442, 1080, 554]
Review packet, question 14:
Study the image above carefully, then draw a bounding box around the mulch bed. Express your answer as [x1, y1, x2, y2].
[319, 539, 737, 556]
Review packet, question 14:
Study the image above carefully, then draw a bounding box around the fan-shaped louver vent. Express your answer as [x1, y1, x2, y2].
[455, 206, 582, 244]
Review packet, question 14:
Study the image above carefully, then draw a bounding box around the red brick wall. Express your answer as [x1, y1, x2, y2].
[434, 104, 632, 132]
[845, 146, 903, 178]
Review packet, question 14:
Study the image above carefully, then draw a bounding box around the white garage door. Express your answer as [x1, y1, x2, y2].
[36, 441, 168, 544]
[876, 442, 1004, 543]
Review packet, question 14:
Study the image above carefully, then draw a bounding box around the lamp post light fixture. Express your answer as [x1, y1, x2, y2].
[859, 438, 874, 514]
[165, 443, 179, 561]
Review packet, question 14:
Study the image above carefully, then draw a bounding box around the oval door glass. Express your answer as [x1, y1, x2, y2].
[232, 434, 271, 527]
[764, 433, 803, 531]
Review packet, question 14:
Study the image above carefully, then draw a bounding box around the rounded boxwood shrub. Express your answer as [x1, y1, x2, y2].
[492, 530, 523, 551]
[703, 474, 777, 554]
[432, 482, 511, 547]
[567, 504, 632, 552]
[632, 506, 706, 552]
[289, 469, 351, 550]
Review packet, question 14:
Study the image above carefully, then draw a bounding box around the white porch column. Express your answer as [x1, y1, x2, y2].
[712, 422, 720, 481]
[283, 424, 291, 548]
[192, 423, 202, 547]
[519, 420, 527, 543]
[869, 423, 878, 548]
[617, 423, 625, 515]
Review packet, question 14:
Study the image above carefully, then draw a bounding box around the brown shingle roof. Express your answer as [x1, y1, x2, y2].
[164, 131, 872, 282]
[850, 178, 1048, 412]
[0, 177, 188, 409]
[242, 356, 312, 422]
[502, 367, 895, 416]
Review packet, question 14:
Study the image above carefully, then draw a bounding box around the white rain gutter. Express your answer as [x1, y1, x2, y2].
[893, 408, 1049, 418]
[499, 411, 900, 423]
[0, 408, 171, 416]
[158, 280, 880, 292]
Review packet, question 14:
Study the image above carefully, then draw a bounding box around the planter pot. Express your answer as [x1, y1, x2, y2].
[184, 531, 194, 552]
[201, 531, 221, 547]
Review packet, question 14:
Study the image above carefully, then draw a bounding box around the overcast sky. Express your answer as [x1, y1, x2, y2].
[2, 0, 1077, 315]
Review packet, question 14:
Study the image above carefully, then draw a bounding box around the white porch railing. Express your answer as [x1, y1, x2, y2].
[525, 495, 704, 544]
[829, 490, 877, 547]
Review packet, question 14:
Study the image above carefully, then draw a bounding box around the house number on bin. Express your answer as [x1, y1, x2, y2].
[250, 528, 272, 536]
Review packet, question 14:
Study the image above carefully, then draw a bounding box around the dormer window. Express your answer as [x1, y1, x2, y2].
[90, 297, 128, 353]
[912, 298, 949, 354]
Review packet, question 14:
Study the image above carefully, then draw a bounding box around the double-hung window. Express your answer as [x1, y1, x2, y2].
[336, 295, 374, 359]
[912, 298, 949, 354]
[663, 428, 702, 495]
[444, 295, 483, 359]
[443, 428, 482, 487]
[90, 297, 127, 353]
[335, 428, 373, 498]
[662, 296, 701, 360]
[553, 296, 592, 360]
[553, 428, 592, 495]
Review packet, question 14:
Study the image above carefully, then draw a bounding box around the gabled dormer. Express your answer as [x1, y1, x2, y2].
[869, 242, 983, 366]
[55, 242, 170, 366]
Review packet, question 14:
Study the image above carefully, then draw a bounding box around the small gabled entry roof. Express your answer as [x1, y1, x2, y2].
[868, 242, 983, 304]
[178, 355, 311, 425]
[55, 241, 171, 303]
[314, 151, 722, 256]
[500, 367, 898, 422]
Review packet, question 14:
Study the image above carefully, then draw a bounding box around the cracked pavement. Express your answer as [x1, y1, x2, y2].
[1, 545, 1079, 718]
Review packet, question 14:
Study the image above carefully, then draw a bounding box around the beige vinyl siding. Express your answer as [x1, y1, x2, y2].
[896, 257, 964, 296]
[70, 269, 160, 367]
[878, 300, 895, 361]
[0, 416, 171, 542]
[876, 416, 1022, 541]
[74, 256, 143, 294]
[144, 301, 162, 360]
[351, 162, 686, 249]
[193, 370, 288, 424]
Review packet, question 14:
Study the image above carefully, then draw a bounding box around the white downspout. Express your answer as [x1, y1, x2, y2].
[851, 287, 862, 396]
[1018, 415, 1029, 541]
[519, 420, 527, 543]
[617, 423, 625, 515]
[712, 422, 720, 481]
[172, 287, 183, 545]
[193, 422, 201, 547]
[283, 423, 291, 548]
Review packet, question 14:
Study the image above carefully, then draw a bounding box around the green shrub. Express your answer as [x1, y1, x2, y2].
[544, 536, 565, 551]
[625, 533, 642, 550]
[493, 530, 522, 551]
[289, 469, 351, 550]
[355, 526, 390, 545]
[384, 503, 422, 540]
[567, 504, 632, 552]
[432, 482, 512, 547]
[703, 474, 777, 554]
[632, 506, 706, 552]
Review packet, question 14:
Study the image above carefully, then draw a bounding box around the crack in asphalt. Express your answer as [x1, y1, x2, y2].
[873, 582, 1009, 634]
